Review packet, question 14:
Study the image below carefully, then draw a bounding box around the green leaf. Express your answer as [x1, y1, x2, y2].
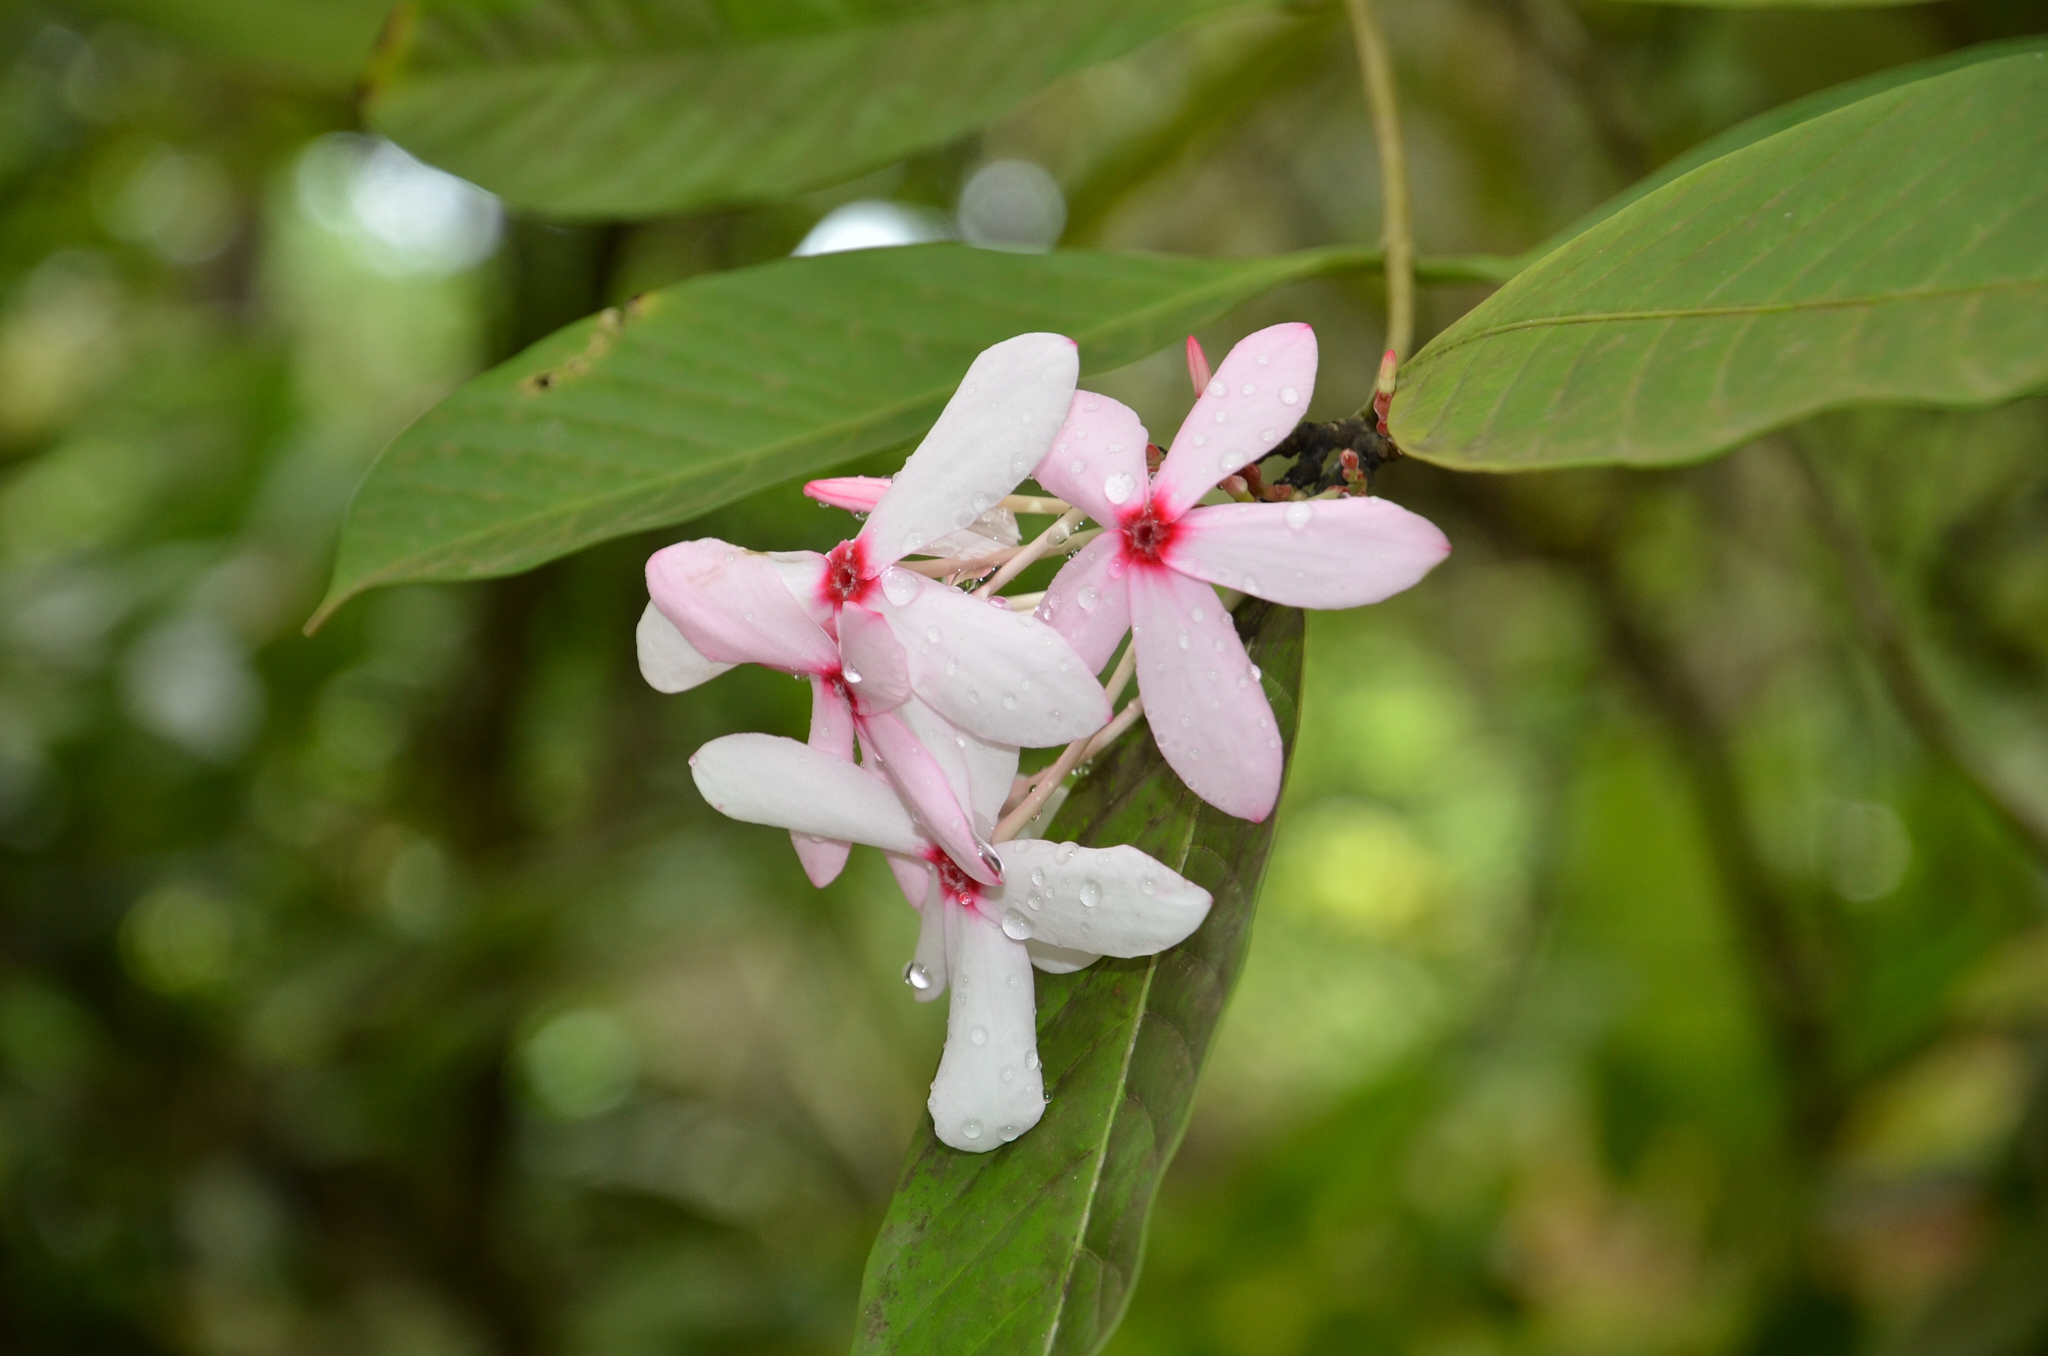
[1537, 36, 2048, 254]
[367, 0, 1250, 218]
[310, 244, 1376, 629]
[1391, 52, 2048, 472]
[854, 599, 1304, 1356]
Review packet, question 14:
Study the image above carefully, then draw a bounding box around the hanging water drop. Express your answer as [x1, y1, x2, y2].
[1026, 1051, 1041, 1070]
[999, 1123, 1020, 1142]
[903, 962, 932, 991]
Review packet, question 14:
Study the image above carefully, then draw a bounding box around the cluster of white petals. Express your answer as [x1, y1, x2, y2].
[638, 325, 1448, 1152]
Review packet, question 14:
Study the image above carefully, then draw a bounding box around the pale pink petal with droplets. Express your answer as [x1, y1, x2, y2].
[636, 602, 732, 693]
[1128, 566, 1282, 821]
[994, 841, 1211, 957]
[1035, 532, 1133, 673]
[1153, 323, 1317, 518]
[1031, 391, 1152, 525]
[647, 540, 839, 674]
[764, 551, 835, 629]
[1166, 496, 1450, 609]
[689, 733, 923, 853]
[927, 904, 1044, 1152]
[858, 333, 1077, 566]
[858, 709, 998, 885]
[1024, 941, 1101, 974]
[836, 604, 912, 712]
[882, 576, 1108, 746]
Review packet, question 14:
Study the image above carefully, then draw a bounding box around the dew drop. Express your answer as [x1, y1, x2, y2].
[971, 491, 992, 513]
[1256, 353, 1270, 366]
[1001, 1065, 1016, 1083]
[1190, 605, 1206, 623]
[1001, 908, 1031, 940]
[962, 1119, 984, 1140]
[1103, 471, 1136, 505]
[1242, 573, 1259, 592]
[1084, 398, 1101, 412]
[1241, 383, 1256, 395]
[1280, 386, 1299, 405]
[1079, 879, 1101, 908]
[970, 1025, 988, 1047]
[1219, 451, 1238, 472]
[1213, 411, 1227, 425]
[1031, 867, 1046, 887]
[999, 1123, 1020, 1142]
[1027, 1051, 1041, 1070]
[1077, 586, 1100, 612]
[1141, 876, 1156, 895]
[1252, 664, 1263, 680]
[968, 689, 981, 703]
[1192, 434, 1207, 447]
[1070, 458, 1086, 474]
[1284, 501, 1314, 531]
[1055, 842, 1079, 864]
[1206, 376, 1226, 397]
[843, 666, 863, 684]
[881, 568, 920, 606]
[945, 657, 959, 676]
[744, 610, 756, 623]
[1260, 428, 1274, 442]
[1002, 692, 1018, 710]
[926, 626, 942, 644]
[903, 962, 932, 991]
[1176, 629, 1190, 650]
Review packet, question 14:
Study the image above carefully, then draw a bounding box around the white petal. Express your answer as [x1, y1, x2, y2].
[1036, 532, 1133, 673]
[690, 733, 924, 854]
[636, 601, 733, 693]
[792, 679, 856, 887]
[1025, 941, 1101, 974]
[1032, 391, 1153, 525]
[991, 841, 1210, 957]
[1168, 496, 1449, 609]
[906, 878, 948, 1004]
[858, 333, 1078, 565]
[1153, 323, 1317, 517]
[925, 506, 1021, 561]
[647, 540, 839, 675]
[838, 604, 912, 711]
[1130, 567, 1281, 822]
[927, 904, 1044, 1152]
[893, 699, 1019, 835]
[884, 580, 1109, 746]
[858, 709, 998, 885]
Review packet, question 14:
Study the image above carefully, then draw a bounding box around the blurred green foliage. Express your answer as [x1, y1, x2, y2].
[0, 2, 2045, 1355]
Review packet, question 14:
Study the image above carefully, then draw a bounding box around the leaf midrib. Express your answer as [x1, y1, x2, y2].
[1412, 275, 2045, 365]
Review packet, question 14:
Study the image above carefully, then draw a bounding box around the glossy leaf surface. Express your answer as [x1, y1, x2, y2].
[312, 245, 1398, 627]
[854, 601, 1304, 1356]
[367, 0, 1245, 217]
[1393, 53, 2048, 471]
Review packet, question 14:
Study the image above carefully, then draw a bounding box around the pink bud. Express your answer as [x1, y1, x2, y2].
[804, 476, 891, 513]
[1185, 336, 1212, 397]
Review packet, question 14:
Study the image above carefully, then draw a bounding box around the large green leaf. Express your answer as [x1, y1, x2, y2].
[310, 243, 1508, 629]
[854, 600, 1304, 1356]
[1392, 52, 2048, 472]
[367, 0, 1250, 218]
[83, 0, 392, 85]
[1537, 36, 2048, 255]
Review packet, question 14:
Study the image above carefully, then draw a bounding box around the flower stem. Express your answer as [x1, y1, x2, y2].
[898, 528, 1101, 581]
[1344, 0, 1414, 368]
[1002, 494, 1070, 516]
[973, 508, 1087, 599]
[993, 644, 1142, 842]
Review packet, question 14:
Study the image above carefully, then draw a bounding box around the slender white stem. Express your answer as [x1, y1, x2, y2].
[898, 528, 1100, 581]
[1002, 494, 1070, 516]
[1079, 696, 1145, 763]
[993, 643, 1142, 842]
[974, 508, 1086, 599]
[1100, 640, 1139, 707]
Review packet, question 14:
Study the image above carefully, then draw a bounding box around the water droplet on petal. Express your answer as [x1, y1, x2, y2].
[903, 963, 932, 991]
[1284, 502, 1314, 531]
[1027, 1051, 1041, 1070]
[1070, 458, 1086, 474]
[1055, 842, 1079, 864]
[970, 1025, 988, 1047]
[1001, 1065, 1016, 1083]
[1260, 428, 1274, 442]
[1176, 629, 1190, 650]
[844, 666, 863, 684]
[1031, 868, 1046, 887]
[1141, 876, 1156, 895]
[882, 568, 920, 606]
[1219, 451, 1238, 472]
[1077, 586, 1100, 612]
[1190, 605, 1206, 623]
[1256, 353, 1270, 366]
[1280, 386, 1299, 405]
[1103, 471, 1136, 505]
[1079, 879, 1101, 908]
[1213, 411, 1227, 425]
[962, 1119, 984, 1140]
[1243, 573, 1259, 592]
[945, 657, 959, 676]
[1207, 376, 1226, 397]
[926, 626, 942, 644]
[1002, 908, 1031, 940]
[1242, 383, 1256, 395]
[971, 492, 991, 513]
[1252, 664, 1263, 680]
[999, 1123, 1020, 1141]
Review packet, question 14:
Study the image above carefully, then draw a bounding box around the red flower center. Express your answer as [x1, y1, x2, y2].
[1123, 503, 1176, 564]
[822, 538, 873, 607]
[933, 855, 980, 907]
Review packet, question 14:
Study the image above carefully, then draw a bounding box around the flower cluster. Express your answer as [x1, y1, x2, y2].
[639, 326, 1447, 1151]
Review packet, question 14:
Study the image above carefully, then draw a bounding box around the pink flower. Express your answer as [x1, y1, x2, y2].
[1035, 323, 1450, 821]
[642, 333, 1110, 883]
[689, 731, 1211, 1152]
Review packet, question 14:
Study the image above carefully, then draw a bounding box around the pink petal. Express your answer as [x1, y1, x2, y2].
[1153, 323, 1317, 518]
[858, 333, 1078, 565]
[792, 679, 856, 887]
[636, 602, 733, 693]
[1031, 391, 1152, 525]
[1035, 532, 1133, 673]
[903, 874, 947, 1003]
[889, 852, 934, 912]
[927, 903, 1044, 1151]
[1167, 496, 1450, 609]
[837, 604, 912, 712]
[647, 540, 839, 675]
[690, 733, 924, 853]
[894, 698, 1019, 834]
[764, 551, 837, 629]
[993, 841, 1210, 956]
[881, 577, 1109, 746]
[1128, 566, 1282, 822]
[858, 709, 999, 885]
[804, 476, 890, 513]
